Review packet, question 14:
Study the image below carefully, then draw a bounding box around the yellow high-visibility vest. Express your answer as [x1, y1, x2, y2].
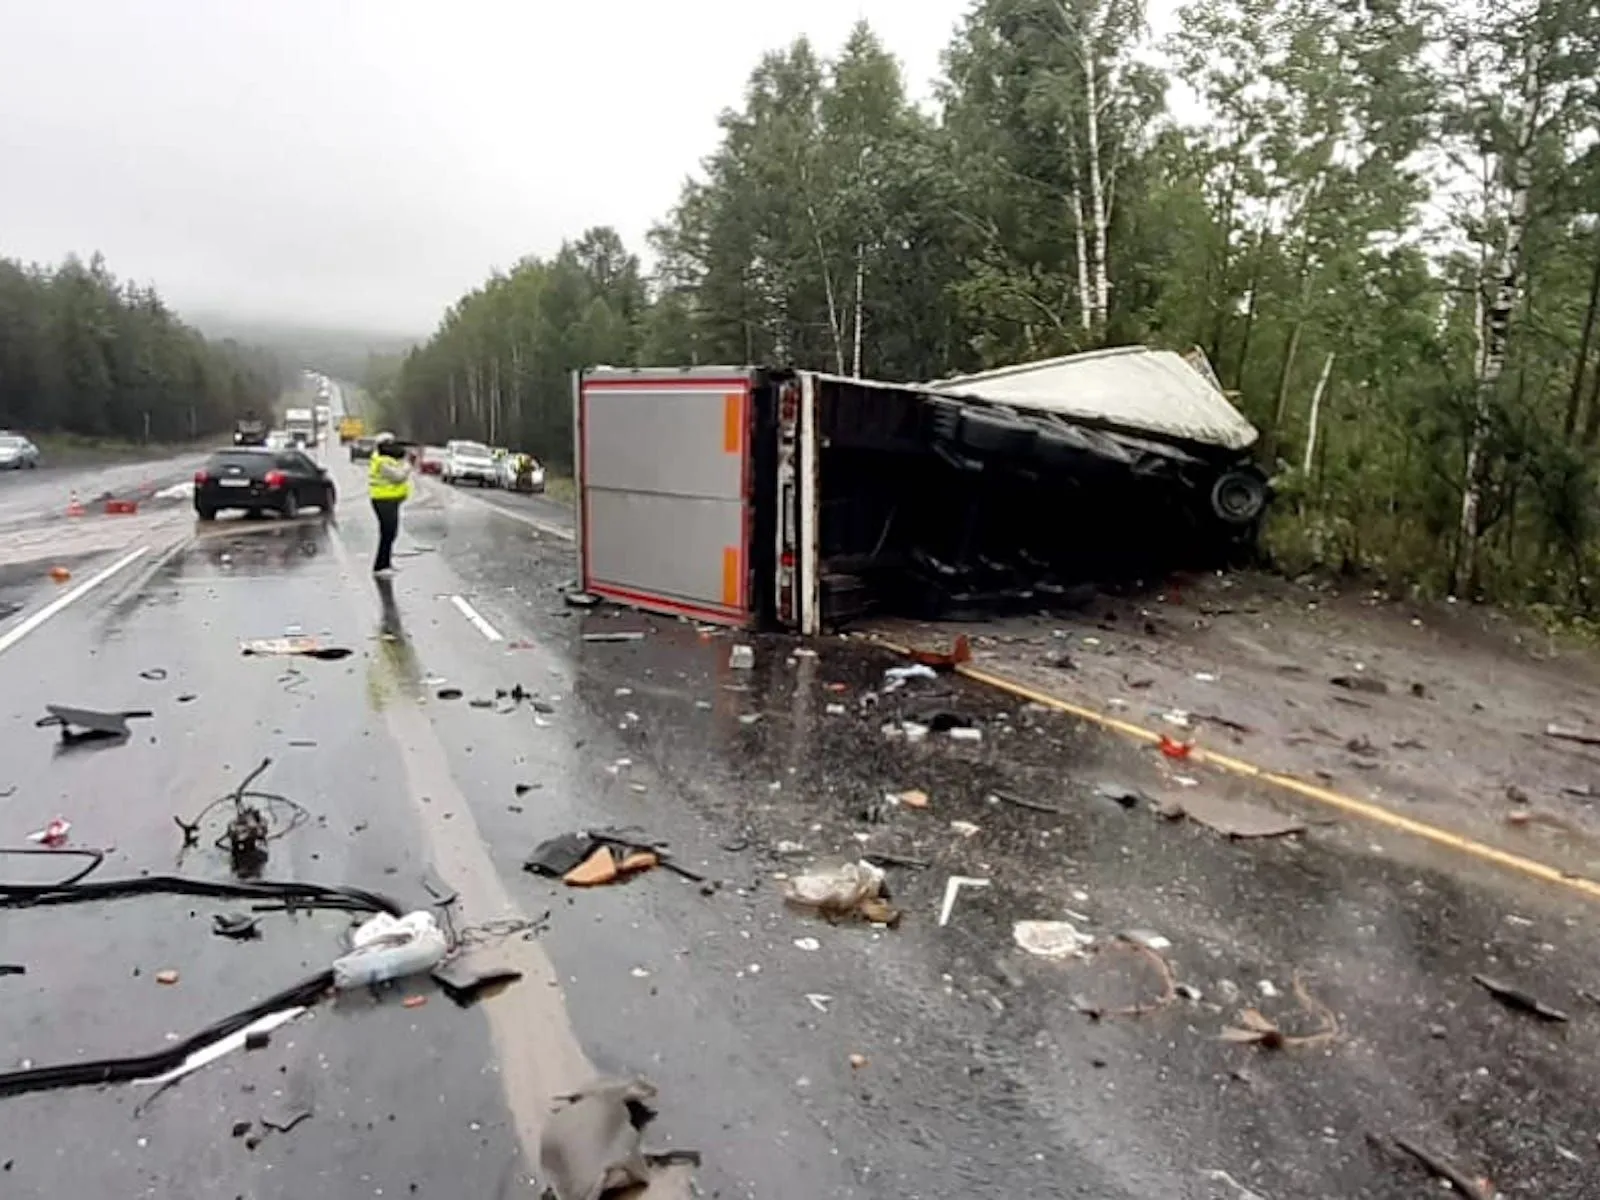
[368, 452, 411, 502]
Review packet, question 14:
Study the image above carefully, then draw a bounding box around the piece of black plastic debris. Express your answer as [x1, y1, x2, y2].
[262, 1110, 312, 1134]
[139, 668, 169, 681]
[0, 964, 24, 977]
[525, 833, 600, 878]
[469, 697, 493, 709]
[213, 912, 262, 940]
[863, 851, 929, 870]
[1471, 973, 1569, 1021]
[435, 687, 463, 701]
[916, 710, 974, 732]
[514, 783, 535, 796]
[990, 790, 1063, 815]
[420, 870, 458, 908]
[177, 694, 197, 704]
[1092, 782, 1145, 809]
[0, 784, 14, 798]
[563, 592, 602, 609]
[431, 956, 524, 1007]
[232, 1120, 252, 1138]
[244, 1029, 272, 1051]
[1330, 675, 1387, 695]
[36, 705, 153, 745]
[532, 700, 555, 714]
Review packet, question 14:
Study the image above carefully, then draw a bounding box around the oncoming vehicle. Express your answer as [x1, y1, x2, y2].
[0, 434, 40, 469]
[442, 440, 497, 487]
[349, 436, 376, 462]
[193, 447, 336, 521]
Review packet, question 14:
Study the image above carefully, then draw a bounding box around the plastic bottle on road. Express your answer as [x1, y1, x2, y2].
[331, 910, 448, 990]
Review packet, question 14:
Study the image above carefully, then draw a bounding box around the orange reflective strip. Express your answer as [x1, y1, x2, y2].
[722, 546, 740, 608]
[723, 393, 742, 454]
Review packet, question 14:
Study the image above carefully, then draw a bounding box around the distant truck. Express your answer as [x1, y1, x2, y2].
[338, 415, 365, 444]
[233, 414, 268, 447]
[315, 404, 332, 439]
[285, 408, 315, 448]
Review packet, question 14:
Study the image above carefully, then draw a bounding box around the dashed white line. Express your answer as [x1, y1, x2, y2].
[450, 594, 503, 642]
[0, 545, 152, 657]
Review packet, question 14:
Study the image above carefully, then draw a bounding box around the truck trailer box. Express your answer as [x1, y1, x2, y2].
[575, 366, 940, 635]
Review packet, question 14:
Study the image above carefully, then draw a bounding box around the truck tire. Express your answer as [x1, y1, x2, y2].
[195, 505, 215, 522]
[1208, 468, 1268, 525]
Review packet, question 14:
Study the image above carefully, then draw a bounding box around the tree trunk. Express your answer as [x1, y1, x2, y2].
[1080, 8, 1111, 334]
[1455, 102, 1535, 595]
[1302, 351, 1335, 474]
[1564, 237, 1600, 437]
[1065, 126, 1093, 334]
[851, 242, 865, 377]
[802, 197, 845, 374]
[1232, 227, 1266, 392]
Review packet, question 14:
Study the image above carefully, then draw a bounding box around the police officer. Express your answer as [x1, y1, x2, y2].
[368, 433, 412, 576]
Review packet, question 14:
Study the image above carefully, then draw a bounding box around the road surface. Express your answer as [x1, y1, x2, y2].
[1, 447, 1597, 1199]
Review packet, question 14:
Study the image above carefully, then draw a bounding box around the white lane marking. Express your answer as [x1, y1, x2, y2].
[450, 594, 503, 642]
[0, 545, 151, 657]
[441, 482, 575, 542]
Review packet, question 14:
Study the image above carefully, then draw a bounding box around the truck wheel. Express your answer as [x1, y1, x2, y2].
[1208, 468, 1268, 525]
[195, 505, 215, 522]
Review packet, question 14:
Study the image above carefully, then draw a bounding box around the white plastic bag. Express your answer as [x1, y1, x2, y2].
[332, 910, 448, 990]
[780, 861, 885, 911]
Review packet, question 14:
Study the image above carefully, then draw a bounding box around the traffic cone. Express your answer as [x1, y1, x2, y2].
[66, 491, 85, 517]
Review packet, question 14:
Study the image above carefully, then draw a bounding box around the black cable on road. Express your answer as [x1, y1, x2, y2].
[0, 872, 403, 916]
[0, 969, 335, 1098]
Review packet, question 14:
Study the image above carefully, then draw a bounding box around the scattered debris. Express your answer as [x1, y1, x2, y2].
[240, 637, 352, 660]
[582, 631, 645, 643]
[1220, 972, 1338, 1048]
[861, 851, 929, 871]
[793, 937, 820, 952]
[1380, 1134, 1492, 1200]
[0, 965, 24, 977]
[48, 566, 71, 583]
[35, 705, 152, 746]
[331, 911, 448, 990]
[948, 820, 980, 837]
[563, 591, 602, 609]
[1123, 930, 1171, 951]
[401, 994, 427, 1009]
[1158, 734, 1193, 759]
[138, 1006, 308, 1089]
[172, 759, 309, 876]
[948, 726, 983, 743]
[138, 668, 169, 681]
[26, 818, 70, 847]
[1014, 920, 1094, 959]
[1169, 793, 1306, 840]
[1545, 723, 1600, 748]
[155, 970, 180, 985]
[804, 993, 832, 1013]
[883, 663, 937, 691]
[1194, 711, 1254, 735]
[261, 1110, 313, 1135]
[1471, 973, 1569, 1022]
[1092, 782, 1145, 809]
[848, 1053, 868, 1070]
[937, 875, 990, 927]
[1331, 675, 1388, 695]
[212, 912, 262, 941]
[895, 789, 929, 809]
[538, 1076, 699, 1200]
[436, 687, 463, 700]
[781, 860, 894, 924]
[902, 634, 973, 669]
[729, 645, 755, 670]
[524, 830, 703, 885]
[431, 952, 525, 1007]
[1197, 1168, 1268, 1200]
[987, 790, 1062, 815]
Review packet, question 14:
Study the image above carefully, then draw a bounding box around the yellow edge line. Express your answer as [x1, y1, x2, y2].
[877, 640, 1600, 903]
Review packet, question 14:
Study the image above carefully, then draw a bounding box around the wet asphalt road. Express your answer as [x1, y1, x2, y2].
[2, 452, 1599, 1199]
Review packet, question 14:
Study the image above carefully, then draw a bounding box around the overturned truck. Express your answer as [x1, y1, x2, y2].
[574, 346, 1269, 633]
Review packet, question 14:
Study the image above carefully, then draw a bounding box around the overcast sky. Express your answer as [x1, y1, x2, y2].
[0, 1, 1178, 338]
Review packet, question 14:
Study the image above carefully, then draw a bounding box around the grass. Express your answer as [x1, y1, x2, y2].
[29, 432, 216, 467]
[544, 473, 576, 505]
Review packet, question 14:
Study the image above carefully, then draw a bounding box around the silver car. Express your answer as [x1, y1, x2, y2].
[442, 440, 498, 487]
[0, 434, 39, 470]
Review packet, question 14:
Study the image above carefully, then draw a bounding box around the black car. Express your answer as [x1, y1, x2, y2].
[349, 436, 376, 462]
[194, 447, 336, 521]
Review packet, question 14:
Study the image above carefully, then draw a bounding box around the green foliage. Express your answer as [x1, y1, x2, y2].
[0, 252, 283, 441]
[394, 1, 1600, 615]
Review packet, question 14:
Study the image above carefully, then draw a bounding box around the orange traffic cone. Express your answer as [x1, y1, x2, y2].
[66, 491, 85, 517]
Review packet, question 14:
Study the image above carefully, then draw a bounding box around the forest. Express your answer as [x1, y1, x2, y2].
[376, 0, 1600, 613]
[0, 252, 283, 444]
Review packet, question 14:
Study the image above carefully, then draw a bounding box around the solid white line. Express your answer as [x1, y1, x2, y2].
[0, 545, 152, 657]
[441, 482, 575, 542]
[450, 594, 503, 642]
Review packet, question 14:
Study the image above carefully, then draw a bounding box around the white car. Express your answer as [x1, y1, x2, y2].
[496, 453, 546, 493]
[442, 440, 498, 487]
[0, 434, 40, 469]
